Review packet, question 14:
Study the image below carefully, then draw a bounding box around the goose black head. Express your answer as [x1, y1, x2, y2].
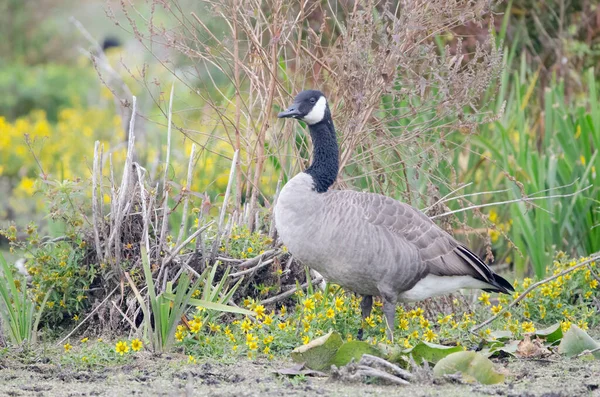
[278, 90, 329, 125]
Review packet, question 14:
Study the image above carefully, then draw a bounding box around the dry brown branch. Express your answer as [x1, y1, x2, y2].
[57, 286, 119, 346]
[175, 143, 197, 249]
[110, 300, 139, 332]
[235, 249, 280, 268]
[92, 141, 104, 261]
[229, 258, 276, 279]
[161, 221, 215, 271]
[430, 185, 593, 220]
[260, 275, 323, 306]
[106, 96, 137, 270]
[210, 150, 240, 261]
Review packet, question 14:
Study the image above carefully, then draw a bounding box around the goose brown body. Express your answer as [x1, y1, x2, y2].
[275, 90, 513, 338]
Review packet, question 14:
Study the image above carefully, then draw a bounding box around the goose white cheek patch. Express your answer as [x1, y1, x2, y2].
[302, 96, 327, 125]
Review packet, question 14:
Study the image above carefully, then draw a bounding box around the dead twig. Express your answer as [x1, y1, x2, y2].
[161, 221, 215, 269]
[111, 300, 139, 331]
[229, 258, 275, 278]
[431, 185, 593, 220]
[92, 141, 103, 261]
[57, 285, 119, 346]
[260, 275, 323, 306]
[235, 249, 280, 268]
[576, 346, 600, 358]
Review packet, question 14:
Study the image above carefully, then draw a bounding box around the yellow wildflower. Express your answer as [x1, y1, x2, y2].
[424, 329, 437, 342]
[303, 298, 315, 312]
[488, 229, 500, 243]
[478, 292, 491, 306]
[280, 305, 287, 316]
[115, 341, 129, 355]
[64, 343, 73, 352]
[302, 335, 310, 345]
[398, 318, 409, 330]
[241, 318, 252, 333]
[263, 335, 274, 345]
[326, 308, 335, 319]
[263, 315, 273, 325]
[188, 355, 197, 364]
[364, 316, 376, 328]
[131, 339, 143, 352]
[437, 314, 452, 325]
[246, 333, 258, 344]
[335, 297, 345, 311]
[491, 305, 502, 315]
[561, 320, 572, 333]
[80, 337, 88, 343]
[190, 320, 203, 334]
[522, 322, 535, 333]
[254, 305, 266, 319]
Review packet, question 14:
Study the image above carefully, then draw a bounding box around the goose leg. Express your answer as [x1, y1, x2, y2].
[357, 295, 373, 340]
[379, 289, 397, 342]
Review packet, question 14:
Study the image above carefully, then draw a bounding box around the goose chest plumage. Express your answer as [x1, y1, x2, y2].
[275, 90, 514, 338]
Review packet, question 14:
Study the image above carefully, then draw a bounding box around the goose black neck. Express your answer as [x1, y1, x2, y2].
[304, 114, 339, 193]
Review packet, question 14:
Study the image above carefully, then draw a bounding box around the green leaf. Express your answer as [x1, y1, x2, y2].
[330, 341, 382, 368]
[535, 323, 563, 344]
[481, 340, 520, 358]
[557, 325, 600, 359]
[489, 330, 513, 341]
[433, 351, 505, 385]
[291, 331, 343, 371]
[404, 341, 464, 364]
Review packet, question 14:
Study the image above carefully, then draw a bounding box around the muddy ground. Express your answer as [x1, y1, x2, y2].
[1, 354, 599, 397]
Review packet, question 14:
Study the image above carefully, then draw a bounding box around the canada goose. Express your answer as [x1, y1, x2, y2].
[275, 90, 514, 339]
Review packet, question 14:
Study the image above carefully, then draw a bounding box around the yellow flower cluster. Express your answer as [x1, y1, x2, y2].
[482, 253, 597, 337]
[487, 209, 513, 244]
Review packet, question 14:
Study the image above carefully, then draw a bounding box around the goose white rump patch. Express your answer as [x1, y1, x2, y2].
[399, 274, 492, 302]
[302, 96, 327, 125]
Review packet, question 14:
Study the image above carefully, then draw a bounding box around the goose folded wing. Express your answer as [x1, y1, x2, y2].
[356, 193, 497, 284]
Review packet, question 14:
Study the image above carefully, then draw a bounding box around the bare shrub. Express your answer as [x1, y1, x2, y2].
[106, 0, 503, 230]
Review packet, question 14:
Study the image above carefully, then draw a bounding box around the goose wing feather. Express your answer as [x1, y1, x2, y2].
[326, 190, 496, 284]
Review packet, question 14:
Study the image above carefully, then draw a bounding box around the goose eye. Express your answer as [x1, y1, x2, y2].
[310, 98, 316, 104]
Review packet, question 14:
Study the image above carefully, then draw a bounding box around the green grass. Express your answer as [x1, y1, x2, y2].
[0, 252, 51, 346]
[464, 63, 600, 277]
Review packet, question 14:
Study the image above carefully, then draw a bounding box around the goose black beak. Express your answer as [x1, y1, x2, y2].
[278, 105, 302, 119]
